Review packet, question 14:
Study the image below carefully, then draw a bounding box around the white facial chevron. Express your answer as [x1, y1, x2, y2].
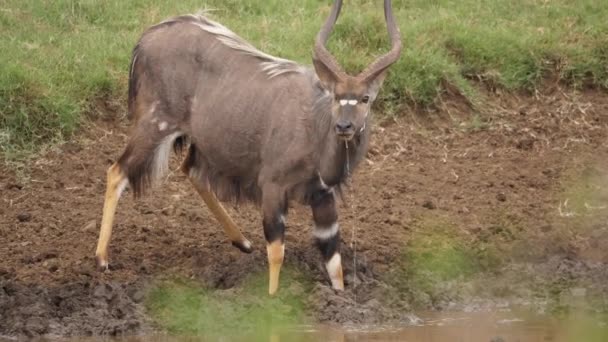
[339, 99, 358, 106]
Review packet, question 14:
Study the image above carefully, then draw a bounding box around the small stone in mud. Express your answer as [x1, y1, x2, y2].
[6, 183, 23, 190]
[39, 251, 58, 260]
[496, 193, 507, 202]
[345, 273, 362, 287]
[77, 265, 94, 277]
[541, 224, 553, 232]
[516, 138, 535, 150]
[93, 283, 114, 300]
[161, 205, 176, 216]
[287, 282, 305, 297]
[17, 213, 32, 222]
[24, 317, 47, 336]
[385, 215, 402, 226]
[82, 220, 97, 233]
[0, 267, 10, 278]
[570, 287, 587, 297]
[422, 200, 436, 210]
[20, 255, 36, 264]
[128, 289, 145, 303]
[48, 264, 59, 273]
[108, 262, 124, 271]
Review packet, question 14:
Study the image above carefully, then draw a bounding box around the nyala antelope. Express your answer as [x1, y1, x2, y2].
[95, 0, 402, 294]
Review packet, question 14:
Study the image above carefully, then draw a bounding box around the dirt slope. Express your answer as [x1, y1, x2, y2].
[1, 88, 607, 338]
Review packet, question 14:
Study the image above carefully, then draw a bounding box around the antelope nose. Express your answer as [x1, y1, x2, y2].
[335, 120, 353, 133]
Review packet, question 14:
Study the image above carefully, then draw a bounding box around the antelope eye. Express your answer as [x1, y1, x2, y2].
[361, 95, 370, 104]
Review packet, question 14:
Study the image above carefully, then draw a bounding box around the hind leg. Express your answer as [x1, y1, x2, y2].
[95, 120, 182, 270]
[182, 147, 252, 253]
[95, 162, 128, 270]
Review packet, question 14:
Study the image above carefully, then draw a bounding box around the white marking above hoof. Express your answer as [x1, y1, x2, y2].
[243, 239, 252, 250]
[326, 253, 344, 290]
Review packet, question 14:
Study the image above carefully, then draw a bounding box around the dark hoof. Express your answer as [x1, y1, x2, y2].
[231, 240, 253, 254]
[95, 255, 109, 272]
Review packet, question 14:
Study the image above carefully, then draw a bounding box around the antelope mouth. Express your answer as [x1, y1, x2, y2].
[336, 132, 355, 141]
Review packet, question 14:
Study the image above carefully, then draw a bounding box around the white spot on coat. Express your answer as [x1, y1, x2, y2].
[148, 102, 158, 116]
[116, 178, 129, 198]
[158, 121, 168, 131]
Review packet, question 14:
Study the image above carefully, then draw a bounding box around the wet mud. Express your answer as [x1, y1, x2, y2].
[1, 88, 608, 338]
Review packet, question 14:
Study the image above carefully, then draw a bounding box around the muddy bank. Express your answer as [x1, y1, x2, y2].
[0, 279, 149, 338]
[1, 88, 608, 338]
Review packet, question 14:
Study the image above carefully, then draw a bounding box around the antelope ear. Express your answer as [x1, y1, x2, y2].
[365, 67, 389, 99]
[313, 57, 340, 92]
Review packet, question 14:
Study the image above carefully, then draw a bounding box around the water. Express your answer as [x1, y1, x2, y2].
[274, 310, 608, 342]
[23, 309, 608, 342]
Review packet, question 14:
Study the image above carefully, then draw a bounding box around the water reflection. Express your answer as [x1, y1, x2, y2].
[60, 309, 607, 342]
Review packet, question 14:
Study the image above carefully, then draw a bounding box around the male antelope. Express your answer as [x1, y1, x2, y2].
[94, 0, 402, 294]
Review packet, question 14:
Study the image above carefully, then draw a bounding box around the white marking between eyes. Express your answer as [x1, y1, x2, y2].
[158, 121, 168, 131]
[339, 99, 359, 106]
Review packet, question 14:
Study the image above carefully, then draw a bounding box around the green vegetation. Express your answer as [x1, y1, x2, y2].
[145, 266, 312, 340]
[386, 216, 481, 306]
[559, 165, 608, 221]
[2, 0, 608, 155]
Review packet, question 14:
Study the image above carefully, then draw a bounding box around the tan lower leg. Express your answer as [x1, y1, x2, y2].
[267, 240, 285, 295]
[188, 179, 251, 251]
[95, 163, 127, 269]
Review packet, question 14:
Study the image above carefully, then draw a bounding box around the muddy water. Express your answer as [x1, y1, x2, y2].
[41, 309, 607, 342]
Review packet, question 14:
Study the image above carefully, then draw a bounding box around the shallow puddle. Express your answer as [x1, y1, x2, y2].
[44, 308, 607, 342]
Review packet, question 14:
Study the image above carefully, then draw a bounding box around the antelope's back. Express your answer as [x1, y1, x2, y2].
[128, 14, 322, 194]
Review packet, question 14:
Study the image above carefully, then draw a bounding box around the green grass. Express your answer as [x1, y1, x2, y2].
[385, 216, 482, 307]
[145, 267, 312, 340]
[559, 165, 608, 220]
[2, 0, 608, 156]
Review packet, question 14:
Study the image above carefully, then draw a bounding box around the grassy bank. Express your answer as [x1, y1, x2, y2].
[1, 0, 607, 156]
[145, 268, 311, 340]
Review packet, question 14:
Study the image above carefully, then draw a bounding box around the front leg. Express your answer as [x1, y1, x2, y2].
[262, 184, 287, 295]
[311, 187, 344, 290]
